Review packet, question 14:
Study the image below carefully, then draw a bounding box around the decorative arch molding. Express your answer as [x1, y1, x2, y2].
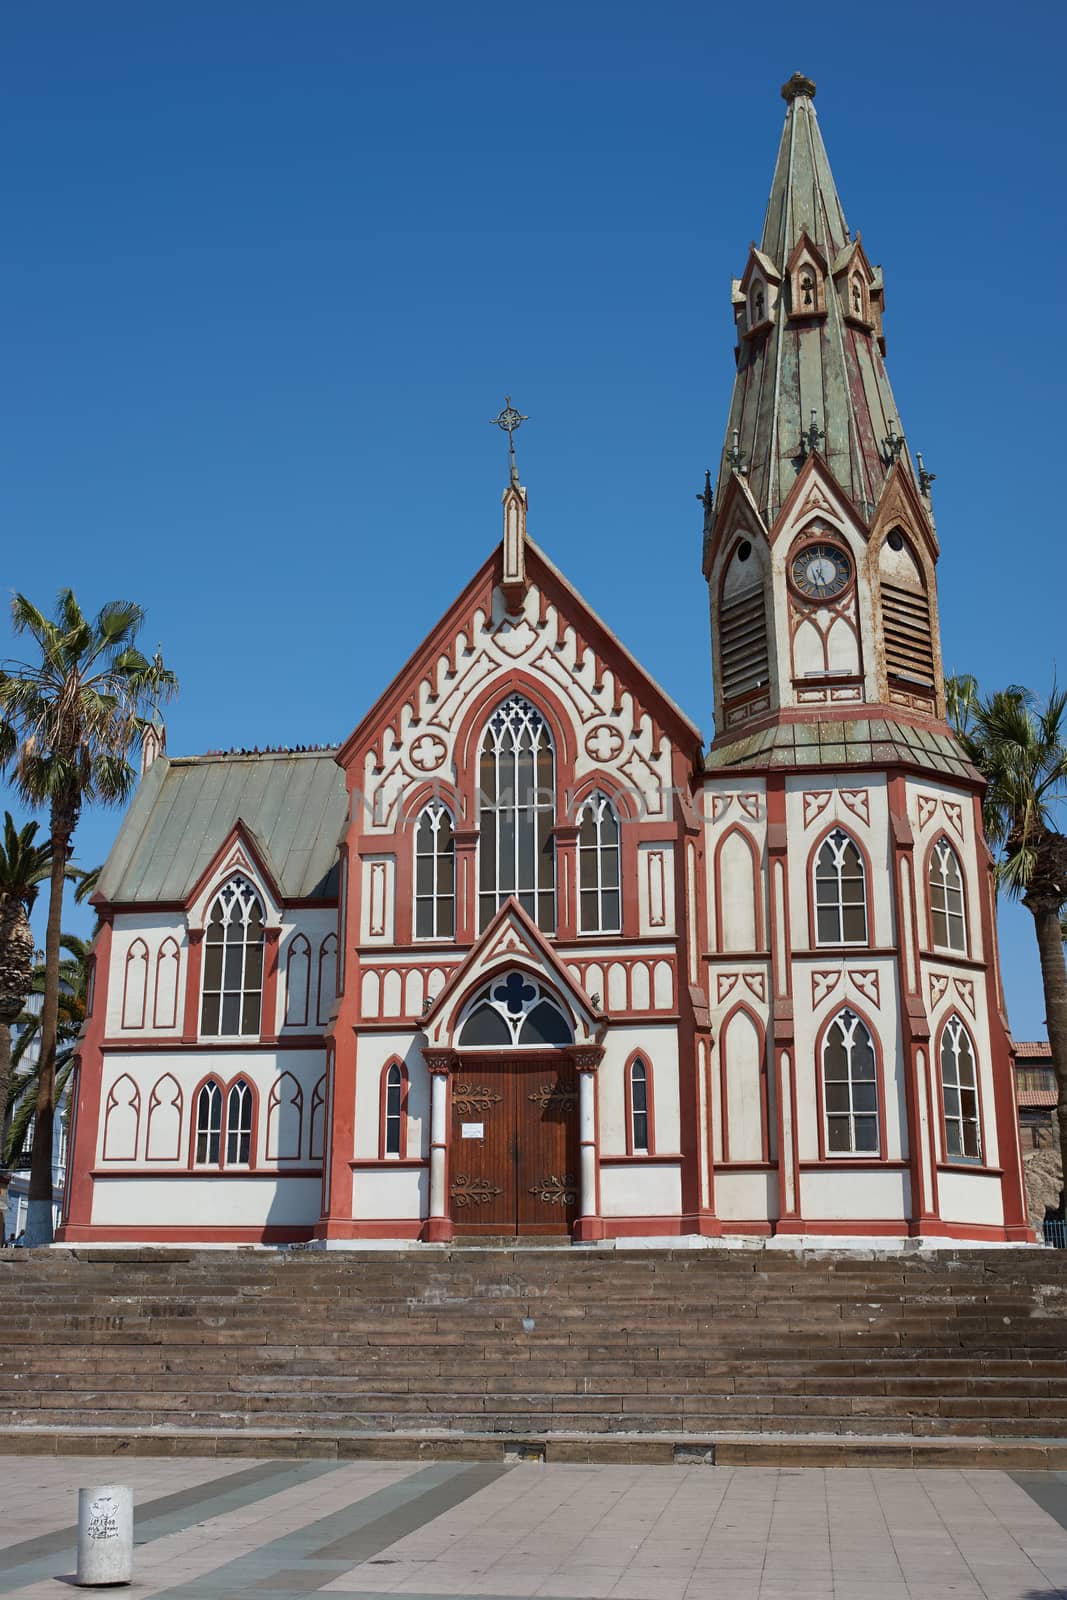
[398, 778, 465, 829]
[309, 1073, 327, 1162]
[189, 1071, 260, 1170]
[452, 669, 578, 780]
[717, 1002, 769, 1164]
[813, 1002, 887, 1162]
[565, 769, 643, 823]
[183, 820, 284, 927]
[806, 822, 873, 949]
[284, 934, 312, 1029]
[317, 933, 338, 1026]
[102, 1073, 140, 1162]
[379, 1058, 410, 1159]
[623, 1049, 656, 1156]
[146, 1072, 183, 1162]
[266, 1071, 304, 1161]
[152, 938, 181, 1030]
[713, 824, 764, 954]
[121, 939, 150, 1030]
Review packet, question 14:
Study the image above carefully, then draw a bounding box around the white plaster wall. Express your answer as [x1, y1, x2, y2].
[276, 908, 338, 1035]
[91, 1176, 321, 1227]
[921, 971, 1000, 1168]
[352, 1033, 429, 1162]
[906, 776, 985, 964]
[95, 1048, 326, 1170]
[784, 774, 893, 951]
[595, 1025, 679, 1156]
[353, 1167, 427, 1220]
[698, 779, 768, 955]
[599, 1163, 681, 1217]
[937, 1170, 1004, 1227]
[360, 857, 396, 944]
[107, 912, 188, 1037]
[636, 843, 676, 936]
[714, 1170, 777, 1223]
[791, 957, 906, 1163]
[800, 1169, 909, 1221]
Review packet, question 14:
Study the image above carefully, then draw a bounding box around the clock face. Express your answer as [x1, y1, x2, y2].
[791, 542, 852, 600]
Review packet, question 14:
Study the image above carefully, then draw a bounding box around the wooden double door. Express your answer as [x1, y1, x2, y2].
[448, 1054, 580, 1235]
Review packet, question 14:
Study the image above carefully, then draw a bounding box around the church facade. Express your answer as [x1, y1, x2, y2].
[59, 75, 1032, 1247]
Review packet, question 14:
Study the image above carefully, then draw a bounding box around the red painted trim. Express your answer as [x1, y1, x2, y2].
[182, 930, 204, 1043]
[350, 1157, 428, 1170]
[62, 918, 113, 1230]
[101, 1072, 141, 1162]
[598, 1153, 680, 1166]
[145, 1073, 184, 1162]
[315, 1218, 425, 1240]
[931, 1011, 988, 1170]
[920, 831, 970, 958]
[622, 1048, 656, 1156]
[713, 825, 765, 954]
[120, 938, 149, 1029]
[717, 1003, 770, 1164]
[88, 1166, 322, 1180]
[100, 1035, 327, 1052]
[152, 937, 181, 1031]
[813, 1001, 889, 1163]
[59, 1223, 316, 1244]
[316, 933, 338, 1027]
[378, 1058, 410, 1160]
[799, 1159, 909, 1172]
[283, 934, 311, 1029]
[309, 1071, 327, 1163]
[261, 927, 281, 1043]
[266, 1070, 305, 1162]
[452, 669, 578, 779]
[804, 821, 873, 951]
[182, 820, 284, 915]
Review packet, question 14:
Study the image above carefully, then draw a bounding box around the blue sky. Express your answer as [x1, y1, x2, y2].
[2, 0, 1064, 1036]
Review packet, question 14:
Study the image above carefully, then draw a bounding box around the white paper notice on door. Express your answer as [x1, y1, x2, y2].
[461, 1122, 484, 1139]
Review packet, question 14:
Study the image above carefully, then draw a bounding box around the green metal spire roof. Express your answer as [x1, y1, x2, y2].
[717, 73, 916, 529]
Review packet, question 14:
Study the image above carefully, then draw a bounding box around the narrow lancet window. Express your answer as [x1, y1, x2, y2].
[414, 801, 455, 939]
[478, 696, 555, 933]
[814, 829, 867, 945]
[201, 876, 265, 1037]
[577, 792, 621, 933]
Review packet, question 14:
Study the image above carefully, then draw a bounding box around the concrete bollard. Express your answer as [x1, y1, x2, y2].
[76, 1485, 133, 1587]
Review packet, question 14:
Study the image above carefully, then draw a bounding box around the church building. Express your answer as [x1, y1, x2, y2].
[59, 75, 1031, 1246]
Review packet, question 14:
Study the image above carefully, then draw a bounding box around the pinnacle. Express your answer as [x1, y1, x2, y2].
[781, 72, 817, 102]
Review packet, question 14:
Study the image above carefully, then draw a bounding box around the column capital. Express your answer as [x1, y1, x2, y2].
[423, 1048, 457, 1075]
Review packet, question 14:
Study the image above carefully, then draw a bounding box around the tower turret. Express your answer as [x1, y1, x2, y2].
[704, 74, 946, 744]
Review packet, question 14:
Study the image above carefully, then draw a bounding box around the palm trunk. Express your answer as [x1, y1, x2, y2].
[23, 805, 72, 1247]
[1032, 903, 1067, 1217]
[0, 1019, 10, 1235]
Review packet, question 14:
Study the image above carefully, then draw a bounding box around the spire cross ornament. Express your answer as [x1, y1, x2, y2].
[800, 409, 825, 459]
[492, 395, 528, 485]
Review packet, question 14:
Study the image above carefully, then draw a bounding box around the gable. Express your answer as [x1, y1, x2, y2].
[338, 536, 703, 834]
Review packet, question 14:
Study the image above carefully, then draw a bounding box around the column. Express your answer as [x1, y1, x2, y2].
[422, 1051, 454, 1243]
[572, 1046, 605, 1242]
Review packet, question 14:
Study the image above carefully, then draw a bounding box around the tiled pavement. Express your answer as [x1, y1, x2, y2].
[2, 1456, 1067, 1599]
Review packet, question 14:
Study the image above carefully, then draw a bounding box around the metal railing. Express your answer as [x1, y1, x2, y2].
[1043, 1218, 1067, 1249]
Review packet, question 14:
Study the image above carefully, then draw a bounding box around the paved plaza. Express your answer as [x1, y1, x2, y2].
[2, 1455, 1067, 1599]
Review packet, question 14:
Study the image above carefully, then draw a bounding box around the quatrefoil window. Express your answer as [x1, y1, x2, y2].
[457, 971, 573, 1048]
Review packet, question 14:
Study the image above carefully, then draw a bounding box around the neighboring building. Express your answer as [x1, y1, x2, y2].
[58, 74, 1031, 1247]
[3, 993, 67, 1242]
[1015, 1042, 1057, 1152]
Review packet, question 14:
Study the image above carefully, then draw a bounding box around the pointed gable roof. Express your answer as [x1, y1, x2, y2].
[715, 73, 917, 532]
[421, 896, 603, 1048]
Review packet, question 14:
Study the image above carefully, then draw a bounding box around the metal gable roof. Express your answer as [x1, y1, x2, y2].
[96, 750, 347, 905]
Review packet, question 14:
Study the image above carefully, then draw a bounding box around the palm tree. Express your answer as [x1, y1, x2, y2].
[0, 592, 176, 1245]
[947, 677, 1067, 1201]
[4, 936, 90, 1174]
[0, 816, 55, 1237]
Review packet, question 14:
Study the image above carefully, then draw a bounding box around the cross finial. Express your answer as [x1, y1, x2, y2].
[492, 395, 528, 486]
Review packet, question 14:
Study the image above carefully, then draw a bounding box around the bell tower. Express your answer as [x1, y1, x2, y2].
[703, 72, 946, 745]
[696, 74, 1031, 1244]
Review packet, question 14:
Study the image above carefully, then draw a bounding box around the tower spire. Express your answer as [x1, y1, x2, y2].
[717, 75, 913, 528]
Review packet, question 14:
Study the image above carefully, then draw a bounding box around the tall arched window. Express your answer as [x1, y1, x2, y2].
[941, 1015, 981, 1161]
[628, 1057, 650, 1154]
[478, 696, 555, 933]
[200, 876, 265, 1037]
[577, 792, 621, 934]
[814, 828, 867, 945]
[226, 1079, 253, 1165]
[822, 1009, 879, 1155]
[195, 1080, 223, 1165]
[930, 837, 966, 953]
[414, 801, 455, 938]
[383, 1062, 404, 1157]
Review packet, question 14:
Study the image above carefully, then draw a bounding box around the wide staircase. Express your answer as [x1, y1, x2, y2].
[2, 1246, 1066, 1467]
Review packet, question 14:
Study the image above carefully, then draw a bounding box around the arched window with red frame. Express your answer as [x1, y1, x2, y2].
[929, 836, 967, 954]
[821, 1008, 879, 1155]
[940, 1015, 982, 1162]
[478, 696, 556, 934]
[814, 828, 867, 946]
[200, 876, 265, 1037]
[381, 1060, 407, 1158]
[194, 1079, 223, 1165]
[626, 1056, 652, 1155]
[576, 791, 621, 935]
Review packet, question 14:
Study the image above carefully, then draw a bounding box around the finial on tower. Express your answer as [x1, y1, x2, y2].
[491, 395, 528, 488]
[697, 469, 715, 544]
[781, 72, 817, 103]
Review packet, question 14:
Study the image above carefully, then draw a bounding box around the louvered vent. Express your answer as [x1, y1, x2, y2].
[882, 583, 934, 684]
[720, 586, 769, 699]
